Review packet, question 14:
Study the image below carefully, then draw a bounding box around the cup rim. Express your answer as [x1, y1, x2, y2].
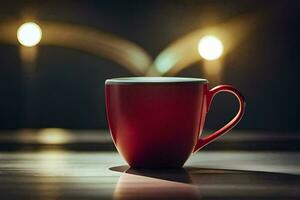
[105, 77, 208, 84]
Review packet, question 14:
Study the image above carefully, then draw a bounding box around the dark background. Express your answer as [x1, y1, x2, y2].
[0, 0, 299, 132]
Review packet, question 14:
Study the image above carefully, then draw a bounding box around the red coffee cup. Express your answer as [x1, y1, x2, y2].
[105, 77, 245, 168]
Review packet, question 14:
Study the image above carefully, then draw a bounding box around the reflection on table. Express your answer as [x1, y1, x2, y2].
[0, 151, 299, 199]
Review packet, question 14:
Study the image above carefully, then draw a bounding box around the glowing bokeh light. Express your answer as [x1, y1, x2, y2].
[17, 22, 42, 47]
[198, 35, 223, 61]
[37, 128, 71, 144]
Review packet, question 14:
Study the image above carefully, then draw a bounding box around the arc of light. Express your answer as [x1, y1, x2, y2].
[147, 13, 258, 76]
[0, 21, 152, 75]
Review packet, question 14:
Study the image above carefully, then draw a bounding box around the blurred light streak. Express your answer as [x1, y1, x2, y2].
[0, 21, 152, 75]
[19, 46, 38, 74]
[37, 128, 72, 144]
[17, 22, 42, 47]
[147, 13, 258, 76]
[203, 59, 223, 83]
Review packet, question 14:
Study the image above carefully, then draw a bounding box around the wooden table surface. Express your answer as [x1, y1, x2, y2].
[0, 150, 299, 200]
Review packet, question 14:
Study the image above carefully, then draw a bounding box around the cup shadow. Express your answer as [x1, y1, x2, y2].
[110, 165, 300, 185]
[111, 166, 201, 200]
[110, 166, 300, 199]
[110, 165, 192, 183]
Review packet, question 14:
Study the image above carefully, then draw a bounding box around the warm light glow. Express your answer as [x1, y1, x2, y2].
[198, 35, 223, 61]
[17, 22, 42, 47]
[37, 128, 71, 144]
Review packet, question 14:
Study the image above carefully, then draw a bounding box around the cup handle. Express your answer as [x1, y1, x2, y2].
[193, 85, 246, 153]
